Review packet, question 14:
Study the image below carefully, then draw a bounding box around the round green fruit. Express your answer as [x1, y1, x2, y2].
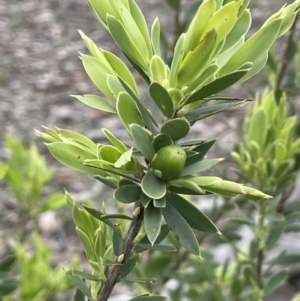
[151, 145, 186, 180]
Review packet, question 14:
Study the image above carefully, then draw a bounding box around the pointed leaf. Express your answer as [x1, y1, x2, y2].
[103, 50, 139, 95]
[184, 70, 248, 105]
[184, 100, 248, 121]
[120, 253, 141, 278]
[163, 201, 199, 255]
[133, 224, 170, 253]
[153, 197, 166, 208]
[81, 54, 115, 100]
[102, 128, 127, 153]
[219, 18, 282, 76]
[177, 29, 217, 87]
[71, 270, 100, 282]
[107, 15, 148, 70]
[179, 158, 223, 177]
[186, 139, 217, 165]
[264, 270, 287, 296]
[130, 124, 155, 161]
[67, 271, 92, 298]
[151, 17, 161, 56]
[122, 277, 157, 284]
[119, 78, 159, 134]
[127, 295, 167, 301]
[145, 201, 162, 245]
[117, 92, 145, 131]
[166, 192, 219, 233]
[47, 142, 106, 176]
[149, 82, 174, 118]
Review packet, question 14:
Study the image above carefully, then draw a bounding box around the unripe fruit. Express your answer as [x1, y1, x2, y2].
[151, 145, 186, 180]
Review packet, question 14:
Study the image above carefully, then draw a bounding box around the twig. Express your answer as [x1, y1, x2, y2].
[275, 13, 299, 91]
[172, 0, 182, 51]
[97, 202, 144, 301]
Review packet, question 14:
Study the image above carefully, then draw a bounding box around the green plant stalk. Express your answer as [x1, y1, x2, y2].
[97, 202, 144, 301]
[256, 198, 268, 301]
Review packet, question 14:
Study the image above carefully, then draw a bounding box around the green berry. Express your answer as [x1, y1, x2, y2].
[151, 145, 186, 180]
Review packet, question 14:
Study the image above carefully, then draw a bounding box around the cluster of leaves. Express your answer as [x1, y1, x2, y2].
[35, 0, 300, 300]
[0, 136, 77, 300]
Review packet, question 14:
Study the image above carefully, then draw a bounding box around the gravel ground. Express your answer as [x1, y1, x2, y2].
[0, 0, 300, 300]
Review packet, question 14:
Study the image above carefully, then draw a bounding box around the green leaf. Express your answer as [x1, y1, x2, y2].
[76, 227, 96, 260]
[113, 225, 123, 256]
[73, 287, 85, 301]
[170, 34, 185, 87]
[151, 17, 161, 56]
[103, 50, 139, 95]
[177, 29, 217, 87]
[128, 0, 152, 56]
[122, 277, 157, 284]
[120, 253, 140, 278]
[57, 128, 97, 152]
[107, 15, 148, 71]
[152, 133, 173, 152]
[81, 54, 115, 100]
[71, 270, 100, 281]
[202, 0, 243, 45]
[184, 0, 216, 56]
[134, 244, 176, 252]
[160, 118, 190, 141]
[0, 255, 16, 272]
[130, 124, 155, 161]
[119, 78, 159, 134]
[153, 197, 166, 208]
[82, 205, 115, 229]
[145, 201, 162, 245]
[72, 94, 117, 114]
[134, 225, 170, 253]
[102, 128, 127, 153]
[221, 9, 251, 52]
[67, 271, 92, 298]
[184, 100, 248, 122]
[149, 82, 174, 118]
[141, 170, 167, 200]
[114, 148, 133, 168]
[127, 295, 167, 301]
[117, 92, 145, 131]
[247, 108, 268, 147]
[107, 75, 126, 99]
[114, 184, 141, 203]
[150, 55, 167, 83]
[166, 192, 219, 233]
[0, 273, 18, 296]
[100, 214, 133, 221]
[179, 158, 223, 177]
[166, 0, 179, 10]
[264, 270, 287, 296]
[169, 178, 205, 194]
[219, 18, 282, 76]
[162, 201, 199, 255]
[269, 253, 300, 266]
[47, 142, 104, 176]
[186, 139, 217, 165]
[184, 70, 248, 105]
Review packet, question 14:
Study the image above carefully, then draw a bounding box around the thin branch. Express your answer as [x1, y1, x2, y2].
[97, 202, 144, 301]
[275, 13, 299, 91]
